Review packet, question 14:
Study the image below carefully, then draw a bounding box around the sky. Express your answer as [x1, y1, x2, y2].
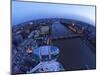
[12, 1, 96, 26]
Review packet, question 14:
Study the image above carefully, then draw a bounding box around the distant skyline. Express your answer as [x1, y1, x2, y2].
[12, 1, 96, 26]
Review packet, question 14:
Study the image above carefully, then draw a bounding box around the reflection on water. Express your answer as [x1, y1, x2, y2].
[12, 18, 96, 74]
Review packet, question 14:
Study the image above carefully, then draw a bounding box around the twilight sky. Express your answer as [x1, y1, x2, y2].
[12, 1, 95, 26]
